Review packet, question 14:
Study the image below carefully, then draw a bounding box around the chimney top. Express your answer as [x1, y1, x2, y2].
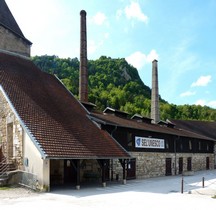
[152, 59, 158, 63]
[80, 10, 87, 16]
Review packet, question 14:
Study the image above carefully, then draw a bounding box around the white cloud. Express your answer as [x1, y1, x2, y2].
[195, 99, 216, 108]
[116, 9, 123, 20]
[208, 101, 216, 108]
[146, 50, 159, 62]
[180, 91, 196, 97]
[195, 99, 206, 106]
[91, 12, 107, 25]
[126, 50, 159, 70]
[191, 75, 212, 87]
[124, 2, 148, 24]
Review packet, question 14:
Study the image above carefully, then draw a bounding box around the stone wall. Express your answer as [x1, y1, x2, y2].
[0, 26, 30, 57]
[0, 90, 23, 168]
[113, 152, 214, 180]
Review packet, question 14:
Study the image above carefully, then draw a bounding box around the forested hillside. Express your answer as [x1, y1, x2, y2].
[32, 55, 216, 121]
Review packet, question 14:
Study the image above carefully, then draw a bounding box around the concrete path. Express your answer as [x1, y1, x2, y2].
[0, 170, 216, 210]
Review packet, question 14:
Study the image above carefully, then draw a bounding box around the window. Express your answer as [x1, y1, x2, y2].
[7, 123, 13, 158]
[166, 140, 169, 149]
[127, 133, 132, 147]
[198, 141, 201, 151]
[180, 142, 183, 151]
[189, 140, 192, 151]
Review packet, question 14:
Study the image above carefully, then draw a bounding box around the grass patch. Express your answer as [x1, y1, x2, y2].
[0, 186, 10, 190]
[212, 195, 216, 199]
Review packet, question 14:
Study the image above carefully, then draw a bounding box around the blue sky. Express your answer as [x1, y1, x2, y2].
[6, 0, 216, 108]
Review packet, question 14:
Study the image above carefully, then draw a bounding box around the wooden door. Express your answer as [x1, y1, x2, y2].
[165, 158, 172, 176]
[179, 157, 183, 174]
[127, 158, 136, 179]
[187, 157, 192, 171]
[105, 159, 110, 181]
[206, 157, 210, 170]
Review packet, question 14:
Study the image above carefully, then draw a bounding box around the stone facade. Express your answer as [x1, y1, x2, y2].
[0, 90, 23, 168]
[113, 152, 214, 180]
[0, 26, 31, 57]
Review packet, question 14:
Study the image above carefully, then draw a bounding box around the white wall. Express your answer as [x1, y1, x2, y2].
[23, 132, 50, 191]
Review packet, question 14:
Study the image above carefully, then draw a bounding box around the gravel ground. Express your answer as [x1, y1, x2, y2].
[0, 186, 38, 199]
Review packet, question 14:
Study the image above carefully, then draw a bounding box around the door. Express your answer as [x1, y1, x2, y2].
[64, 160, 76, 184]
[179, 157, 183, 174]
[187, 157, 192, 171]
[104, 159, 110, 181]
[127, 158, 136, 179]
[165, 158, 172, 176]
[206, 157, 210, 170]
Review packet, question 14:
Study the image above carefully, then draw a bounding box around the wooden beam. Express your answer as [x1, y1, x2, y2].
[76, 159, 80, 190]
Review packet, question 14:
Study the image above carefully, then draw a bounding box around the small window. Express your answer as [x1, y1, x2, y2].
[127, 133, 132, 147]
[166, 141, 169, 149]
[198, 141, 201, 150]
[207, 143, 209, 151]
[66, 160, 71, 167]
[189, 140, 192, 150]
[180, 142, 183, 151]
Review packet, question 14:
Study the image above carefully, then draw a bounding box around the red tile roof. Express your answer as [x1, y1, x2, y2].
[168, 119, 216, 140]
[90, 111, 216, 141]
[0, 52, 130, 159]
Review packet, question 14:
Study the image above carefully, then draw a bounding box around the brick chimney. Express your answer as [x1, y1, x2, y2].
[79, 10, 88, 102]
[151, 59, 160, 124]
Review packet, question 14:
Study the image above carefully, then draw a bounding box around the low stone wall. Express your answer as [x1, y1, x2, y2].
[6, 170, 38, 190]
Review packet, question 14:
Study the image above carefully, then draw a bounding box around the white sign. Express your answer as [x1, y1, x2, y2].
[135, 136, 165, 149]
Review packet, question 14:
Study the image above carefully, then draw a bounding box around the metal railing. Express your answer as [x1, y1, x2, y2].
[0, 156, 9, 178]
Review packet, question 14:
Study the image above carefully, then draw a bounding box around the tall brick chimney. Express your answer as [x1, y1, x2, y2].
[151, 59, 160, 124]
[79, 10, 88, 102]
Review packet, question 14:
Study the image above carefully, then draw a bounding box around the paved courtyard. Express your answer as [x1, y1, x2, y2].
[0, 170, 216, 210]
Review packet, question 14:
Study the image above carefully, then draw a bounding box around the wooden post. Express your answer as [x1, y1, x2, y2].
[202, 177, 205, 188]
[76, 159, 80, 190]
[122, 159, 126, 184]
[102, 160, 106, 187]
[181, 176, 184, 194]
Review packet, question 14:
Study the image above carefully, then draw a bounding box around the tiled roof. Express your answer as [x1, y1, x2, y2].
[0, 52, 130, 159]
[168, 119, 216, 140]
[0, 0, 32, 44]
[90, 111, 216, 141]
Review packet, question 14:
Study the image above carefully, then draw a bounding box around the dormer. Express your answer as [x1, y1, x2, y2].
[103, 107, 129, 118]
[131, 114, 152, 124]
[158, 120, 175, 128]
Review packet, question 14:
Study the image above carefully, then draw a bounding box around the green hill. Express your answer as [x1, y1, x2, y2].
[32, 55, 216, 121]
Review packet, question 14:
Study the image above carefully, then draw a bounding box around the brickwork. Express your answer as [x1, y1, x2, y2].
[0, 91, 23, 168]
[0, 26, 30, 57]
